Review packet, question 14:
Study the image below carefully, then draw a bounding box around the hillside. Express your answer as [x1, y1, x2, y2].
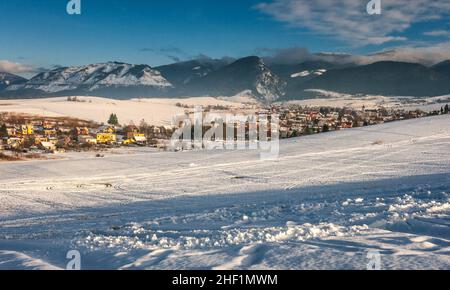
[0, 72, 27, 90]
[287, 61, 450, 98]
[184, 56, 287, 102]
[0, 115, 449, 269]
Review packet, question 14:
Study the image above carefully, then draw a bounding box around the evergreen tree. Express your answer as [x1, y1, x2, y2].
[108, 113, 119, 126]
[0, 124, 7, 138]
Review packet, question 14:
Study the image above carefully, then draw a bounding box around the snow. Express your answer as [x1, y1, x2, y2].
[291, 69, 327, 78]
[291, 71, 311, 78]
[9, 62, 172, 93]
[0, 251, 61, 270]
[0, 115, 449, 269]
[254, 59, 286, 102]
[90, 67, 170, 90]
[0, 96, 250, 126]
[217, 90, 261, 104]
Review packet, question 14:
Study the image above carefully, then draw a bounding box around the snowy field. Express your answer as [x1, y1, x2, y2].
[0, 96, 253, 126]
[1, 92, 449, 128]
[0, 115, 449, 269]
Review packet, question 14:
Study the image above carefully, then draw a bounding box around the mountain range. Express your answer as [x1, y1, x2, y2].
[0, 72, 27, 91]
[1, 57, 450, 102]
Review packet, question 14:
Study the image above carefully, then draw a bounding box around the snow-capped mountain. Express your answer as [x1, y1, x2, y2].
[183, 56, 287, 102]
[0, 72, 27, 90]
[3, 57, 450, 101]
[7, 62, 172, 97]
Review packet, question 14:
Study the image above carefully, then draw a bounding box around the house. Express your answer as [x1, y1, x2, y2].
[43, 128, 57, 137]
[5, 125, 16, 136]
[126, 131, 145, 140]
[96, 133, 116, 144]
[7, 137, 23, 148]
[58, 127, 72, 134]
[78, 135, 97, 145]
[97, 125, 115, 134]
[133, 135, 147, 145]
[20, 124, 34, 135]
[34, 136, 49, 146]
[75, 127, 90, 136]
[39, 141, 56, 151]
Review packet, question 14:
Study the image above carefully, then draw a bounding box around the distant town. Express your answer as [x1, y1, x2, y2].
[0, 101, 449, 161]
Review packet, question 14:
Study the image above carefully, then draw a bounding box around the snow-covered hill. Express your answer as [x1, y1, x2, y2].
[0, 96, 250, 126]
[0, 72, 27, 90]
[0, 115, 449, 269]
[7, 62, 172, 94]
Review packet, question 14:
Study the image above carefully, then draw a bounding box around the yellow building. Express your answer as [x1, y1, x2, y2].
[43, 129, 57, 136]
[96, 133, 117, 144]
[126, 132, 145, 139]
[34, 137, 49, 146]
[21, 124, 34, 135]
[97, 125, 115, 134]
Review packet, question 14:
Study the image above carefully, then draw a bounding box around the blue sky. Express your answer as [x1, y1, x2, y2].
[1, 0, 450, 76]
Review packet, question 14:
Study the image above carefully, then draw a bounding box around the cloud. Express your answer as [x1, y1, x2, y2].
[360, 43, 450, 65]
[261, 44, 450, 66]
[423, 30, 450, 37]
[256, 0, 450, 45]
[140, 46, 188, 63]
[259, 47, 314, 65]
[0, 60, 35, 74]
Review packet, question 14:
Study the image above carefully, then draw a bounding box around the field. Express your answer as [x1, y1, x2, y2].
[1, 92, 449, 127]
[0, 115, 449, 269]
[0, 96, 254, 126]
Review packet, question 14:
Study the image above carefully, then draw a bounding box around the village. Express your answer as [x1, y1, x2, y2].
[273, 103, 449, 138]
[0, 103, 449, 160]
[0, 112, 176, 160]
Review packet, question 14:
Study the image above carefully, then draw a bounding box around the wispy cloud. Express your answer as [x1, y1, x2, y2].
[423, 30, 450, 37]
[261, 44, 450, 66]
[361, 43, 450, 65]
[260, 47, 315, 64]
[140, 46, 189, 63]
[0, 60, 35, 74]
[256, 0, 450, 45]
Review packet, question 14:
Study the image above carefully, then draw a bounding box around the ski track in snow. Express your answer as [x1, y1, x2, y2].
[0, 115, 449, 269]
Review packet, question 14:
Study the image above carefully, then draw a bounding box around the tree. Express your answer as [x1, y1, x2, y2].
[445, 104, 449, 114]
[0, 124, 7, 138]
[108, 113, 119, 126]
[290, 130, 299, 138]
[322, 124, 330, 132]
